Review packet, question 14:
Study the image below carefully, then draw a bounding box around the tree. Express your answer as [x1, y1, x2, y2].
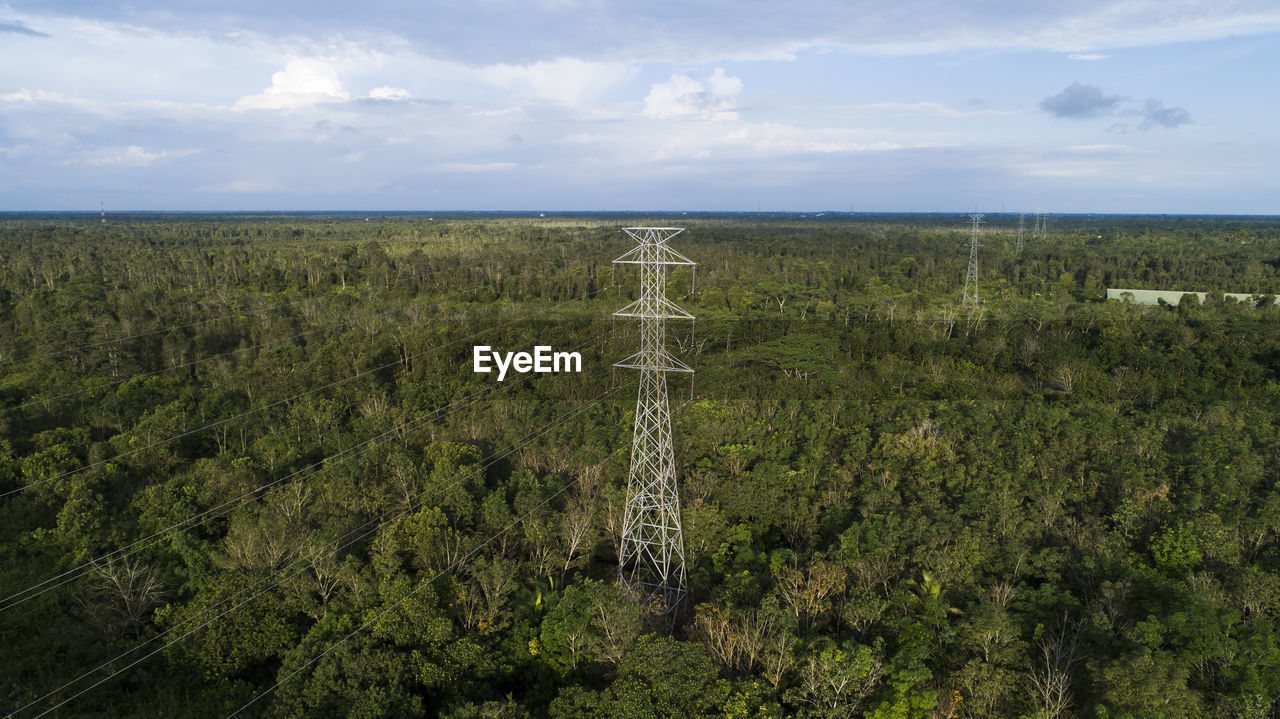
[784, 640, 884, 718]
[1026, 617, 1080, 719]
[539, 579, 641, 675]
[596, 634, 731, 719]
[82, 556, 163, 638]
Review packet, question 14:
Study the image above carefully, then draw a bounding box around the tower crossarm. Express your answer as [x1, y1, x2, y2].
[614, 349, 694, 373]
[614, 296, 695, 320]
[613, 244, 696, 266]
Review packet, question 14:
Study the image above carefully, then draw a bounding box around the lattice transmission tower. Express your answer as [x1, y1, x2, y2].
[613, 227, 695, 628]
[1016, 213, 1025, 253]
[961, 214, 984, 307]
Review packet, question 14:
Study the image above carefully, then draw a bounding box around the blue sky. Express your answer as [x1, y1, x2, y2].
[1, 1, 1277, 213]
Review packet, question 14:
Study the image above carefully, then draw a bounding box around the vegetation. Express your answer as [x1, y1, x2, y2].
[2, 212, 1280, 717]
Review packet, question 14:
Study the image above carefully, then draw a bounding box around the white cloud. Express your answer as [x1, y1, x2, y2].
[643, 73, 701, 118]
[234, 58, 349, 111]
[567, 115, 909, 165]
[1020, 161, 1106, 178]
[724, 123, 902, 155]
[855, 102, 1009, 118]
[1034, 1, 1280, 54]
[201, 178, 287, 193]
[1018, 144, 1177, 181]
[436, 161, 518, 172]
[643, 68, 741, 121]
[1, 88, 97, 109]
[84, 145, 199, 166]
[475, 57, 631, 105]
[9, 1, 1277, 69]
[2, 89, 44, 102]
[707, 67, 743, 98]
[1068, 53, 1108, 61]
[1056, 144, 1145, 154]
[471, 107, 524, 117]
[368, 85, 410, 100]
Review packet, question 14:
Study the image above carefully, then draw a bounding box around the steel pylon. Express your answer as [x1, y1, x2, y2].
[962, 214, 984, 307]
[614, 227, 694, 629]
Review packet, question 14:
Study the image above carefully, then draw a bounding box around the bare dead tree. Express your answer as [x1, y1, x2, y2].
[794, 647, 884, 718]
[761, 628, 797, 690]
[85, 557, 163, 638]
[693, 605, 737, 669]
[591, 583, 641, 667]
[559, 497, 597, 580]
[1028, 615, 1081, 719]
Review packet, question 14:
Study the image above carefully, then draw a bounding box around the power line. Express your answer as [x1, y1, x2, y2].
[10, 330, 767, 718]
[10, 383, 623, 718]
[7, 359, 624, 719]
[224, 444, 619, 719]
[3, 324, 615, 623]
[0, 313, 617, 611]
[1, 381, 495, 613]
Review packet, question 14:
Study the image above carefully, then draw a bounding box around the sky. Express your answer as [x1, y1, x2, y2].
[0, 1, 1277, 213]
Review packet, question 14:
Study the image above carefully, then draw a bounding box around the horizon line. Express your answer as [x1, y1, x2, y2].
[2, 210, 1278, 218]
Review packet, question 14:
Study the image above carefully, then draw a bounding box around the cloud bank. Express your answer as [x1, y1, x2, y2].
[0, 2, 1271, 212]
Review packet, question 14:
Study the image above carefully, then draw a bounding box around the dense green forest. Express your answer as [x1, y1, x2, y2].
[3, 213, 1280, 718]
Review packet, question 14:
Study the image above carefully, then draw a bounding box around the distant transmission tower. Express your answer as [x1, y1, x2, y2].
[961, 214, 984, 307]
[1016, 213, 1025, 253]
[614, 227, 694, 629]
[1034, 210, 1046, 237]
[100, 201, 106, 225]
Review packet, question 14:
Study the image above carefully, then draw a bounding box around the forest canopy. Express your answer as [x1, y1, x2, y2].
[2, 212, 1280, 718]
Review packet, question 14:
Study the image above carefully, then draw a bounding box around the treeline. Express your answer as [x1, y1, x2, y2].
[1, 215, 1280, 717]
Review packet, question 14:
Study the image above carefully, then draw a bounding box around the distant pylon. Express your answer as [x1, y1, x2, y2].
[614, 227, 694, 629]
[1016, 213, 1025, 253]
[100, 201, 106, 225]
[962, 214, 984, 307]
